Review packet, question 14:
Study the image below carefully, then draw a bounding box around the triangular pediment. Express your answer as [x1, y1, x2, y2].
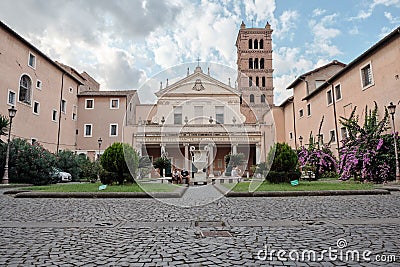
[155, 67, 239, 98]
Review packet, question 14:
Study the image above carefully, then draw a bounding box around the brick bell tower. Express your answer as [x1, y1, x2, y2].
[236, 21, 274, 123]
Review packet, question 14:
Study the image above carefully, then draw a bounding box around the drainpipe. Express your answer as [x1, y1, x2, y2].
[56, 72, 66, 153]
[288, 97, 297, 149]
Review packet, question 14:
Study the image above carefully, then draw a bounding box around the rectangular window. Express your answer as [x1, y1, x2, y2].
[307, 103, 311, 116]
[110, 124, 118, 136]
[33, 101, 40, 114]
[84, 124, 92, 137]
[335, 84, 342, 101]
[61, 100, 66, 113]
[110, 99, 119, 109]
[299, 109, 304, 118]
[85, 99, 94, 109]
[194, 106, 203, 123]
[52, 109, 58, 122]
[289, 132, 293, 140]
[340, 127, 348, 140]
[215, 106, 224, 124]
[72, 105, 77, 121]
[327, 90, 333, 105]
[36, 80, 42, 89]
[329, 130, 336, 143]
[174, 106, 182, 125]
[8, 90, 16, 105]
[360, 63, 373, 88]
[28, 52, 36, 69]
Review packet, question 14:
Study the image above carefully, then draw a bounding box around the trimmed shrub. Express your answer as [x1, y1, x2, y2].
[268, 143, 298, 172]
[100, 142, 139, 184]
[266, 171, 301, 184]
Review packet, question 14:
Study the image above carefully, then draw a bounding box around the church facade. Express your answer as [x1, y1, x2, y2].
[128, 22, 275, 176]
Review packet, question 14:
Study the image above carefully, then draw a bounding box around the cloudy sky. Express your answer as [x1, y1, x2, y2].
[1, 0, 399, 105]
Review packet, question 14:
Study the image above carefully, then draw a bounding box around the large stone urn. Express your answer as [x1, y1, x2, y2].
[190, 146, 209, 184]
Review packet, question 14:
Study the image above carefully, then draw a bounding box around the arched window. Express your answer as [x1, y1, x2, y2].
[19, 74, 32, 104]
[261, 94, 266, 103]
[240, 94, 243, 105]
[250, 94, 254, 103]
[260, 39, 264, 49]
[254, 39, 258, 49]
[256, 76, 259, 87]
[248, 39, 253, 49]
[254, 58, 259, 69]
[249, 58, 253, 69]
[262, 77, 266, 87]
[260, 58, 265, 69]
[248, 77, 253, 87]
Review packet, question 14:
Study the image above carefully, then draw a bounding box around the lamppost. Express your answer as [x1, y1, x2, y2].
[388, 102, 400, 182]
[97, 137, 102, 160]
[299, 136, 303, 148]
[2, 106, 17, 184]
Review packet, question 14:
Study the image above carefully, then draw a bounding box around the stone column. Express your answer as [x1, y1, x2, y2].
[256, 143, 261, 164]
[208, 144, 214, 178]
[231, 143, 238, 154]
[184, 143, 189, 171]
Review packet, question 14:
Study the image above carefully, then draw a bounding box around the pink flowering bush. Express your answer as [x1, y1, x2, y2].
[339, 103, 392, 183]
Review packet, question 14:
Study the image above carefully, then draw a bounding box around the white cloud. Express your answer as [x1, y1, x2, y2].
[275, 10, 299, 40]
[312, 8, 327, 17]
[349, 0, 400, 20]
[348, 26, 360, 35]
[384, 11, 400, 23]
[308, 14, 342, 57]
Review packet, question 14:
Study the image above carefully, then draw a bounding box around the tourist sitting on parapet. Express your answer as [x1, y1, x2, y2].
[172, 169, 182, 184]
[181, 168, 190, 184]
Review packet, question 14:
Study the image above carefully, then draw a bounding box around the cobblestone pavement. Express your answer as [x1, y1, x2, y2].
[0, 187, 399, 266]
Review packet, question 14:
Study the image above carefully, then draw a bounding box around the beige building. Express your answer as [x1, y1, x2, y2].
[0, 21, 84, 152]
[76, 90, 139, 159]
[278, 26, 400, 157]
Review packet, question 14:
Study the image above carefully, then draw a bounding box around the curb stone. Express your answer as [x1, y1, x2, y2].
[213, 184, 390, 197]
[12, 185, 188, 198]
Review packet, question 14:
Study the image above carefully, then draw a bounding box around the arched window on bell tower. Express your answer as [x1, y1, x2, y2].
[254, 39, 258, 49]
[260, 39, 264, 49]
[262, 76, 266, 87]
[249, 76, 253, 87]
[248, 39, 253, 49]
[260, 58, 265, 69]
[256, 76, 259, 87]
[250, 94, 254, 103]
[261, 94, 266, 103]
[254, 58, 259, 69]
[249, 58, 253, 69]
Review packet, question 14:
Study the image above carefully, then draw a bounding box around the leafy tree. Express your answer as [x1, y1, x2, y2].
[77, 154, 102, 182]
[339, 103, 390, 182]
[153, 157, 171, 177]
[100, 142, 139, 184]
[56, 150, 80, 181]
[8, 138, 56, 185]
[0, 115, 9, 141]
[267, 143, 298, 172]
[138, 156, 152, 179]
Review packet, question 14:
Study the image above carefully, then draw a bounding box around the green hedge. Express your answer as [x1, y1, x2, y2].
[265, 171, 301, 184]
